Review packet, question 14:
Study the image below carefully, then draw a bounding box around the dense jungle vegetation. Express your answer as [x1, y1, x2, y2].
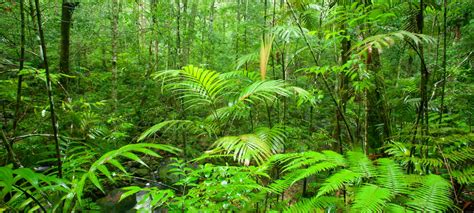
[0, 0, 473, 212]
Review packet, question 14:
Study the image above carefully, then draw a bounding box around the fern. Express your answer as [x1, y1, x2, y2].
[407, 175, 454, 212]
[317, 169, 361, 197]
[351, 184, 392, 212]
[376, 158, 408, 195]
[346, 151, 376, 178]
[284, 196, 340, 213]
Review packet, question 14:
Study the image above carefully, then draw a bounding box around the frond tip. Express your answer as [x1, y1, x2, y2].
[260, 34, 274, 80]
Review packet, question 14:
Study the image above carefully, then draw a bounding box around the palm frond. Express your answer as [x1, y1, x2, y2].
[212, 135, 271, 166]
[71, 143, 180, 206]
[210, 126, 287, 166]
[152, 66, 229, 110]
[138, 120, 194, 141]
[238, 80, 291, 105]
[352, 30, 435, 55]
[260, 34, 274, 80]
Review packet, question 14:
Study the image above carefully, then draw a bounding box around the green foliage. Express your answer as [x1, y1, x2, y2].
[210, 125, 286, 165]
[407, 175, 454, 212]
[268, 150, 457, 212]
[351, 184, 392, 212]
[1, 0, 470, 211]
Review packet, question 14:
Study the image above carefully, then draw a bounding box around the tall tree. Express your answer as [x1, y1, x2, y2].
[34, 0, 62, 178]
[59, 0, 77, 89]
[111, 0, 119, 110]
[13, 0, 26, 133]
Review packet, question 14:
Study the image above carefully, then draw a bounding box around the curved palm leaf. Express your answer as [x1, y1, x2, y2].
[238, 80, 291, 104]
[211, 126, 287, 166]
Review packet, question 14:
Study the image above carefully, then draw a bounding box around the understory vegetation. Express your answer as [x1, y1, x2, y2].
[0, 0, 472, 212]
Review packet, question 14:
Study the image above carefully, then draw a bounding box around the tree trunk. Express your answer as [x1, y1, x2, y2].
[439, 0, 448, 124]
[59, 0, 76, 89]
[111, 0, 119, 110]
[13, 0, 26, 133]
[34, 0, 62, 178]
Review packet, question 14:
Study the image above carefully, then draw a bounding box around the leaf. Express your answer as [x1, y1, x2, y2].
[87, 172, 103, 193]
[121, 152, 148, 167]
[285, 196, 340, 213]
[351, 184, 392, 212]
[317, 169, 361, 197]
[120, 186, 142, 201]
[407, 175, 454, 212]
[376, 158, 408, 195]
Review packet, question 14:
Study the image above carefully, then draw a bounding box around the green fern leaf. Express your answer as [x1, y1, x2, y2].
[284, 196, 340, 213]
[351, 184, 392, 212]
[376, 158, 408, 195]
[317, 169, 361, 197]
[407, 175, 454, 212]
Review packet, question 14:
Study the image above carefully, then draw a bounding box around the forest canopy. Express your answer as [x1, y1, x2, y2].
[0, 0, 473, 212]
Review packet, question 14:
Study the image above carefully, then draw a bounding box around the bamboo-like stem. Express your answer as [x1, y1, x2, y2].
[34, 0, 62, 178]
[439, 0, 448, 124]
[13, 0, 26, 133]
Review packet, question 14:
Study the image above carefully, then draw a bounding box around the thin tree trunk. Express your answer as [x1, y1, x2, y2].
[409, 0, 429, 173]
[34, 0, 62, 178]
[13, 0, 26, 133]
[111, 0, 119, 110]
[439, 0, 448, 124]
[1, 128, 22, 167]
[59, 0, 75, 89]
[175, 0, 181, 68]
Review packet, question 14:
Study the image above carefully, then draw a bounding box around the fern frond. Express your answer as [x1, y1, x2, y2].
[351, 184, 392, 212]
[280, 151, 326, 172]
[291, 162, 340, 185]
[451, 166, 474, 185]
[346, 151, 376, 178]
[322, 150, 346, 166]
[317, 169, 361, 197]
[376, 158, 408, 195]
[284, 196, 340, 213]
[407, 175, 454, 212]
